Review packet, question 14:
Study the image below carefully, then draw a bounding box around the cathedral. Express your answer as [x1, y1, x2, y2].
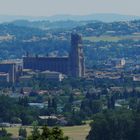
[23, 33, 85, 78]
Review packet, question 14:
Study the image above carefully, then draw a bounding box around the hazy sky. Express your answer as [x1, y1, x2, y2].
[0, 0, 139, 16]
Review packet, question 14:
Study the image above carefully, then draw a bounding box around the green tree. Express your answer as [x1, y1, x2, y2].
[28, 125, 69, 140]
[40, 126, 51, 140]
[0, 128, 12, 139]
[87, 109, 140, 140]
[28, 121, 40, 140]
[50, 127, 69, 140]
[19, 127, 27, 139]
[52, 98, 57, 113]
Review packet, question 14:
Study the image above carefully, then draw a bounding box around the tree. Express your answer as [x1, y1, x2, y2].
[18, 97, 29, 107]
[28, 121, 40, 140]
[80, 98, 102, 118]
[52, 98, 57, 113]
[19, 127, 27, 139]
[50, 127, 69, 140]
[87, 109, 140, 140]
[20, 88, 24, 95]
[129, 98, 138, 110]
[28, 125, 69, 140]
[48, 98, 51, 109]
[107, 94, 115, 109]
[0, 128, 12, 139]
[69, 93, 74, 103]
[40, 125, 51, 139]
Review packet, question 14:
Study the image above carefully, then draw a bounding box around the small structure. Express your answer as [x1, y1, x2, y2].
[0, 72, 9, 82]
[133, 75, 140, 82]
[40, 71, 65, 82]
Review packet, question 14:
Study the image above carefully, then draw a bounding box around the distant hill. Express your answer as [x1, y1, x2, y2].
[10, 20, 97, 30]
[0, 13, 139, 23]
[0, 20, 140, 64]
[44, 14, 140, 22]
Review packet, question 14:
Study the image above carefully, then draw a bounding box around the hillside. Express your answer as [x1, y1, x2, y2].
[0, 13, 140, 23]
[0, 20, 140, 68]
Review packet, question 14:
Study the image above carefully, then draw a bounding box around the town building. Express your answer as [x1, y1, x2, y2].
[23, 33, 85, 78]
[40, 71, 64, 82]
[0, 72, 9, 82]
[0, 62, 16, 83]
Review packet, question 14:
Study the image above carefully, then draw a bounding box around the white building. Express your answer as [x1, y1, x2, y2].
[40, 71, 65, 82]
[133, 75, 140, 82]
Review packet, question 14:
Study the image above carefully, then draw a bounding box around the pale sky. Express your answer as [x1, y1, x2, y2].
[0, 0, 139, 16]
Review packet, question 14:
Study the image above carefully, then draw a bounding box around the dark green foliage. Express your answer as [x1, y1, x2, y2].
[69, 93, 74, 104]
[0, 128, 12, 140]
[46, 97, 58, 115]
[87, 109, 140, 140]
[67, 113, 83, 126]
[41, 126, 51, 139]
[29, 122, 41, 140]
[0, 95, 39, 125]
[80, 92, 102, 118]
[28, 125, 69, 140]
[52, 98, 57, 113]
[18, 96, 29, 107]
[19, 127, 27, 139]
[107, 94, 115, 109]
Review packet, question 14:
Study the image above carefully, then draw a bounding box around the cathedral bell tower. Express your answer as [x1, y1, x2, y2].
[69, 33, 85, 78]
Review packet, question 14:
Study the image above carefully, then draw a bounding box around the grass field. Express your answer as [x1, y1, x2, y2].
[6, 124, 90, 140]
[84, 34, 140, 42]
[84, 36, 121, 42]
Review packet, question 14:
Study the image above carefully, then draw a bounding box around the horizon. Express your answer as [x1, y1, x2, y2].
[0, 13, 139, 23]
[0, 13, 139, 18]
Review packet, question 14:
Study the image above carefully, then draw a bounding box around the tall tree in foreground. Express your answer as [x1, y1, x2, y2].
[18, 127, 27, 140]
[0, 128, 12, 140]
[87, 109, 140, 140]
[28, 125, 69, 140]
